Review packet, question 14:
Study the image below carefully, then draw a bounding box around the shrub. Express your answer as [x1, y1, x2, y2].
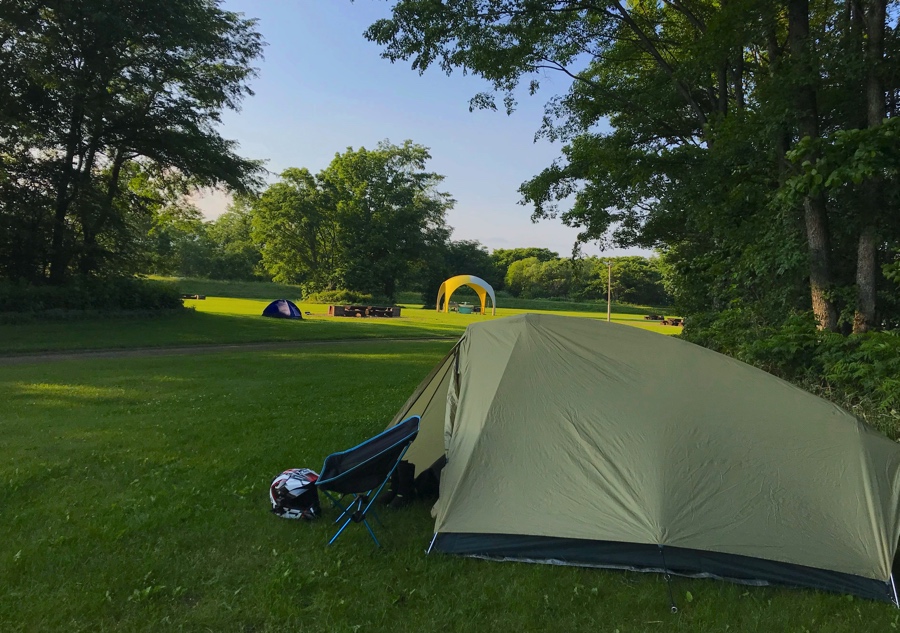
[0, 278, 183, 314]
[305, 289, 390, 305]
[685, 310, 900, 415]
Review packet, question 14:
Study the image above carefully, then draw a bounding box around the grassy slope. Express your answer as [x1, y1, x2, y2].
[149, 276, 307, 300]
[1, 342, 894, 633]
[0, 297, 681, 355]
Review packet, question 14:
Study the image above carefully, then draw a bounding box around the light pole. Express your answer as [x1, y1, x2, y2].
[605, 261, 612, 322]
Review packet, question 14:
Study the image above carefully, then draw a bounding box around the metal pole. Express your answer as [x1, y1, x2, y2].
[606, 261, 612, 322]
[891, 574, 899, 608]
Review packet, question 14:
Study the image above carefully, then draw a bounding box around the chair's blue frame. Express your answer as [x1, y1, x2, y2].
[316, 416, 420, 547]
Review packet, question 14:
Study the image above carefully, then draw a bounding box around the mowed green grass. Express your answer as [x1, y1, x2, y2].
[0, 296, 681, 355]
[2, 341, 897, 633]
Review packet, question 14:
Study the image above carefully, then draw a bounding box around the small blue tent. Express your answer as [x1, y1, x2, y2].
[262, 299, 303, 319]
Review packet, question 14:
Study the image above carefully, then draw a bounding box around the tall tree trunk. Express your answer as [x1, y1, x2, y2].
[854, 224, 877, 331]
[731, 53, 745, 111]
[768, 23, 792, 181]
[48, 104, 85, 284]
[854, 0, 887, 333]
[76, 135, 104, 276]
[717, 62, 729, 116]
[788, 0, 839, 331]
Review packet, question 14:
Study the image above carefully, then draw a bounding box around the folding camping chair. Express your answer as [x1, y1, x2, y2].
[316, 415, 420, 547]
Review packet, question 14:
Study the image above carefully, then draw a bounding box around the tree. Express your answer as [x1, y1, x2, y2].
[366, 1, 900, 333]
[608, 256, 670, 306]
[504, 257, 542, 298]
[251, 168, 341, 290]
[320, 140, 453, 301]
[205, 196, 263, 280]
[0, 0, 263, 284]
[415, 239, 499, 303]
[490, 247, 558, 289]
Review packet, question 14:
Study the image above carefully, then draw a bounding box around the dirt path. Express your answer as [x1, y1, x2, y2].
[0, 337, 456, 366]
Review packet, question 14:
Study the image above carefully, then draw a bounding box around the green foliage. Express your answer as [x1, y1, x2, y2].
[0, 0, 264, 284]
[366, 0, 900, 334]
[684, 312, 900, 417]
[490, 247, 559, 289]
[305, 289, 385, 305]
[819, 333, 900, 414]
[204, 196, 264, 280]
[321, 140, 453, 301]
[149, 276, 302, 301]
[252, 141, 453, 302]
[142, 191, 263, 282]
[503, 255, 671, 305]
[251, 167, 342, 289]
[505, 257, 543, 297]
[415, 239, 500, 303]
[783, 119, 900, 200]
[0, 278, 183, 314]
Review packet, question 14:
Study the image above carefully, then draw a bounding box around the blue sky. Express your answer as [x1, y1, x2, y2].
[198, 0, 639, 257]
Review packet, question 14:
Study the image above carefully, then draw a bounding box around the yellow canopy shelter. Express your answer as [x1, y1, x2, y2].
[436, 275, 496, 316]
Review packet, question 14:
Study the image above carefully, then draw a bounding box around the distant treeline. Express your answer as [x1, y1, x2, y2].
[145, 204, 671, 307]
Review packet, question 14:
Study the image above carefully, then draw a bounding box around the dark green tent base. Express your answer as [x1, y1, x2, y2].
[434, 533, 896, 603]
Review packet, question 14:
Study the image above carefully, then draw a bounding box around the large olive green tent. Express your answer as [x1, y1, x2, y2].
[390, 314, 900, 602]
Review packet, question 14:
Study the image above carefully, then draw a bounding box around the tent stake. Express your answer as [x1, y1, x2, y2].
[426, 532, 438, 555]
[891, 574, 899, 608]
[658, 545, 678, 614]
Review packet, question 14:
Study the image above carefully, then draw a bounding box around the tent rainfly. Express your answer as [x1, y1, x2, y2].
[436, 275, 496, 316]
[262, 299, 303, 319]
[388, 313, 900, 603]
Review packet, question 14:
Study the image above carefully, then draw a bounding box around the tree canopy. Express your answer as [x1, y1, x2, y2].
[251, 141, 453, 301]
[366, 0, 900, 334]
[0, 0, 264, 284]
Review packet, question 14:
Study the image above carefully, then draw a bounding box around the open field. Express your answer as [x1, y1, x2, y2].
[154, 277, 673, 317]
[150, 276, 307, 301]
[1, 340, 896, 633]
[0, 295, 681, 355]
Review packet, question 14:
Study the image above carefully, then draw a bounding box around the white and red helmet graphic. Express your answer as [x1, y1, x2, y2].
[269, 468, 320, 520]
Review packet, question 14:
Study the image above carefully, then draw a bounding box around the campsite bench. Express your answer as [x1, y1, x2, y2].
[644, 314, 663, 320]
[661, 317, 684, 326]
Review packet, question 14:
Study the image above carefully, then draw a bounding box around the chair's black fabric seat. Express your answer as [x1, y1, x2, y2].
[317, 416, 420, 495]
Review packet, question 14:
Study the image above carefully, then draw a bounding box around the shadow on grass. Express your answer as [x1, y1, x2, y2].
[0, 309, 462, 354]
[1, 342, 895, 632]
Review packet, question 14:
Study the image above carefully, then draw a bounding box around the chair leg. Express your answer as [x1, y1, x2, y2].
[321, 442, 416, 547]
[327, 494, 382, 547]
[323, 491, 353, 524]
[329, 516, 355, 546]
[361, 519, 381, 547]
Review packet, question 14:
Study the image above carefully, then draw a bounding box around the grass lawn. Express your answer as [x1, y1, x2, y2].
[2, 341, 898, 632]
[152, 277, 674, 317]
[149, 276, 307, 301]
[0, 296, 681, 355]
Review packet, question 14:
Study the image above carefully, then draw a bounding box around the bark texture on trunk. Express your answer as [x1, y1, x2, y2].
[853, 0, 887, 333]
[854, 225, 878, 332]
[804, 196, 838, 331]
[48, 105, 84, 284]
[788, 0, 839, 330]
